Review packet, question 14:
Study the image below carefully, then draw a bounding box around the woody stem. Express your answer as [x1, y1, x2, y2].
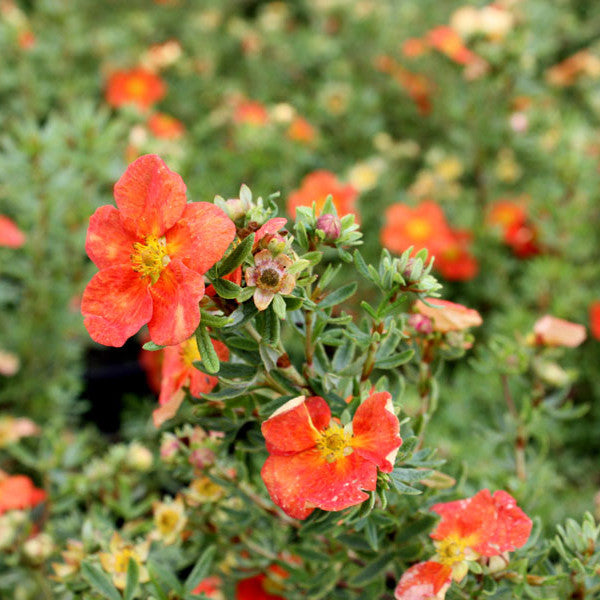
[501, 374, 527, 481]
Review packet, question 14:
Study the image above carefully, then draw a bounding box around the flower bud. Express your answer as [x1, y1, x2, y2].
[23, 533, 54, 565]
[408, 313, 433, 334]
[160, 434, 180, 462]
[126, 443, 153, 471]
[189, 448, 216, 470]
[316, 213, 341, 241]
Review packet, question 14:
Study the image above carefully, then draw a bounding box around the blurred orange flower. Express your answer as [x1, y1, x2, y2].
[0, 215, 25, 248]
[148, 113, 185, 139]
[533, 315, 586, 348]
[106, 68, 166, 111]
[287, 116, 317, 144]
[287, 170, 359, 219]
[590, 301, 600, 341]
[0, 474, 46, 514]
[233, 100, 269, 126]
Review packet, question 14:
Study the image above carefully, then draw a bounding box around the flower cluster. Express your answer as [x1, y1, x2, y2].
[395, 489, 532, 599]
[381, 201, 478, 281]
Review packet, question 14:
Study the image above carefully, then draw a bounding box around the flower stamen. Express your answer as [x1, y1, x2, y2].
[131, 235, 170, 284]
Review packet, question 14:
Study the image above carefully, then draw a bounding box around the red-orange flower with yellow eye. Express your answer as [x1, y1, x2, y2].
[487, 200, 539, 258]
[152, 336, 230, 427]
[261, 392, 401, 519]
[287, 171, 359, 220]
[381, 201, 451, 255]
[487, 200, 527, 231]
[0, 215, 25, 248]
[395, 490, 531, 599]
[427, 26, 477, 65]
[81, 154, 235, 348]
[0, 474, 46, 515]
[287, 117, 317, 144]
[148, 112, 185, 139]
[106, 68, 166, 111]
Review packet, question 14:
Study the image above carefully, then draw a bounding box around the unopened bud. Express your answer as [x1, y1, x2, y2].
[316, 213, 341, 241]
[224, 198, 246, 221]
[23, 533, 54, 564]
[408, 313, 433, 334]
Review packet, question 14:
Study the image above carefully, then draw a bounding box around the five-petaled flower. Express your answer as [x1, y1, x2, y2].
[106, 68, 166, 111]
[245, 249, 296, 311]
[260, 392, 402, 519]
[99, 533, 150, 590]
[81, 154, 235, 348]
[394, 489, 532, 600]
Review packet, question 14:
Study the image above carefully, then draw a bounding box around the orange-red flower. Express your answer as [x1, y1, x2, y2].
[148, 112, 185, 139]
[590, 301, 600, 341]
[287, 117, 317, 144]
[382, 202, 478, 281]
[106, 68, 166, 111]
[414, 299, 482, 333]
[236, 574, 285, 600]
[395, 490, 531, 599]
[533, 315, 586, 348]
[0, 474, 46, 514]
[381, 201, 451, 256]
[427, 26, 477, 65]
[81, 154, 235, 348]
[487, 200, 539, 258]
[152, 336, 230, 427]
[261, 392, 401, 519]
[487, 200, 527, 231]
[287, 170, 359, 220]
[233, 100, 269, 126]
[0, 215, 25, 248]
[434, 230, 478, 281]
[394, 561, 451, 600]
[192, 576, 222, 597]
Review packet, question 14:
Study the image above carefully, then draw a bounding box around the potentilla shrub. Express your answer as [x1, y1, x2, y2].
[2, 155, 588, 599]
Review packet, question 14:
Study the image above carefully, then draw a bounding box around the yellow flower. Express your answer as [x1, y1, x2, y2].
[99, 533, 150, 590]
[185, 476, 224, 506]
[152, 496, 187, 545]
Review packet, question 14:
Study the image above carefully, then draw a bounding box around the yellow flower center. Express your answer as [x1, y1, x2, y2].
[434, 536, 468, 567]
[316, 424, 353, 462]
[114, 548, 138, 574]
[406, 217, 432, 241]
[131, 236, 170, 284]
[157, 508, 180, 535]
[180, 337, 201, 367]
[126, 76, 148, 98]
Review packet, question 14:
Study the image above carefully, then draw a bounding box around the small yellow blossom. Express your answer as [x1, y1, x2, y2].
[152, 496, 187, 545]
[99, 533, 150, 590]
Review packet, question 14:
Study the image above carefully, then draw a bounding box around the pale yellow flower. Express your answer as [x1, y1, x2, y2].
[99, 533, 150, 590]
[152, 496, 187, 545]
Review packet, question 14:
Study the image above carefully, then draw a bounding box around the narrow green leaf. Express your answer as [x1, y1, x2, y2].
[283, 295, 304, 311]
[350, 551, 395, 586]
[195, 326, 220, 374]
[318, 282, 357, 309]
[194, 361, 256, 380]
[354, 250, 371, 280]
[81, 562, 122, 600]
[124, 558, 139, 600]
[389, 471, 423, 495]
[217, 234, 254, 277]
[142, 341, 165, 351]
[200, 310, 233, 328]
[295, 220, 309, 250]
[184, 546, 217, 592]
[272, 294, 287, 320]
[375, 349, 414, 369]
[210, 278, 241, 299]
[148, 560, 184, 595]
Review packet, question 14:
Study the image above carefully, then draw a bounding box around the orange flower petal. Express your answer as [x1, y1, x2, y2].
[414, 298, 482, 332]
[147, 259, 205, 346]
[430, 489, 498, 548]
[533, 315, 586, 348]
[153, 388, 185, 428]
[114, 154, 187, 239]
[166, 202, 235, 274]
[253, 217, 288, 249]
[262, 396, 330, 455]
[0, 215, 25, 248]
[85, 205, 138, 269]
[261, 449, 376, 519]
[351, 392, 402, 472]
[82, 265, 152, 347]
[0, 475, 46, 515]
[474, 490, 532, 556]
[590, 301, 600, 341]
[394, 561, 452, 600]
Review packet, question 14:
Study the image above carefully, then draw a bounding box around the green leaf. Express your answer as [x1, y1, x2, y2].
[295, 220, 309, 250]
[184, 546, 216, 592]
[237, 286, 256, 302]
[195, 326, 220, 374]
[81, 562, 122, 600]
[200, 310, 233, 328]
[257, 305, 280, 345]
[217, 234, 254, 277]
[194, 361, 256, 380]
[225, 302, 259, 328]
[124, 559, 139, 600]
[375, 349, 414, 369]
[389, 470, 423, 495]
[318, 282, 357, 309]
[350, 551, 395, 586]
[272, 293, 287, 320]
[284, 295, 304, 311]
[210, 277, 241, 299]
[390, 467, 433, 482]
[142, 341, 165, 351]
[148, 560, 184, 596]
[364, 518, 379, 551]
[354, 250, 371, 280]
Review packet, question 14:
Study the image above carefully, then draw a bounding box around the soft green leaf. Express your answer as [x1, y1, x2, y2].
[81, 562, 122, 600]
[195, 326, 220, 374]
[217, 234, 254, 277]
